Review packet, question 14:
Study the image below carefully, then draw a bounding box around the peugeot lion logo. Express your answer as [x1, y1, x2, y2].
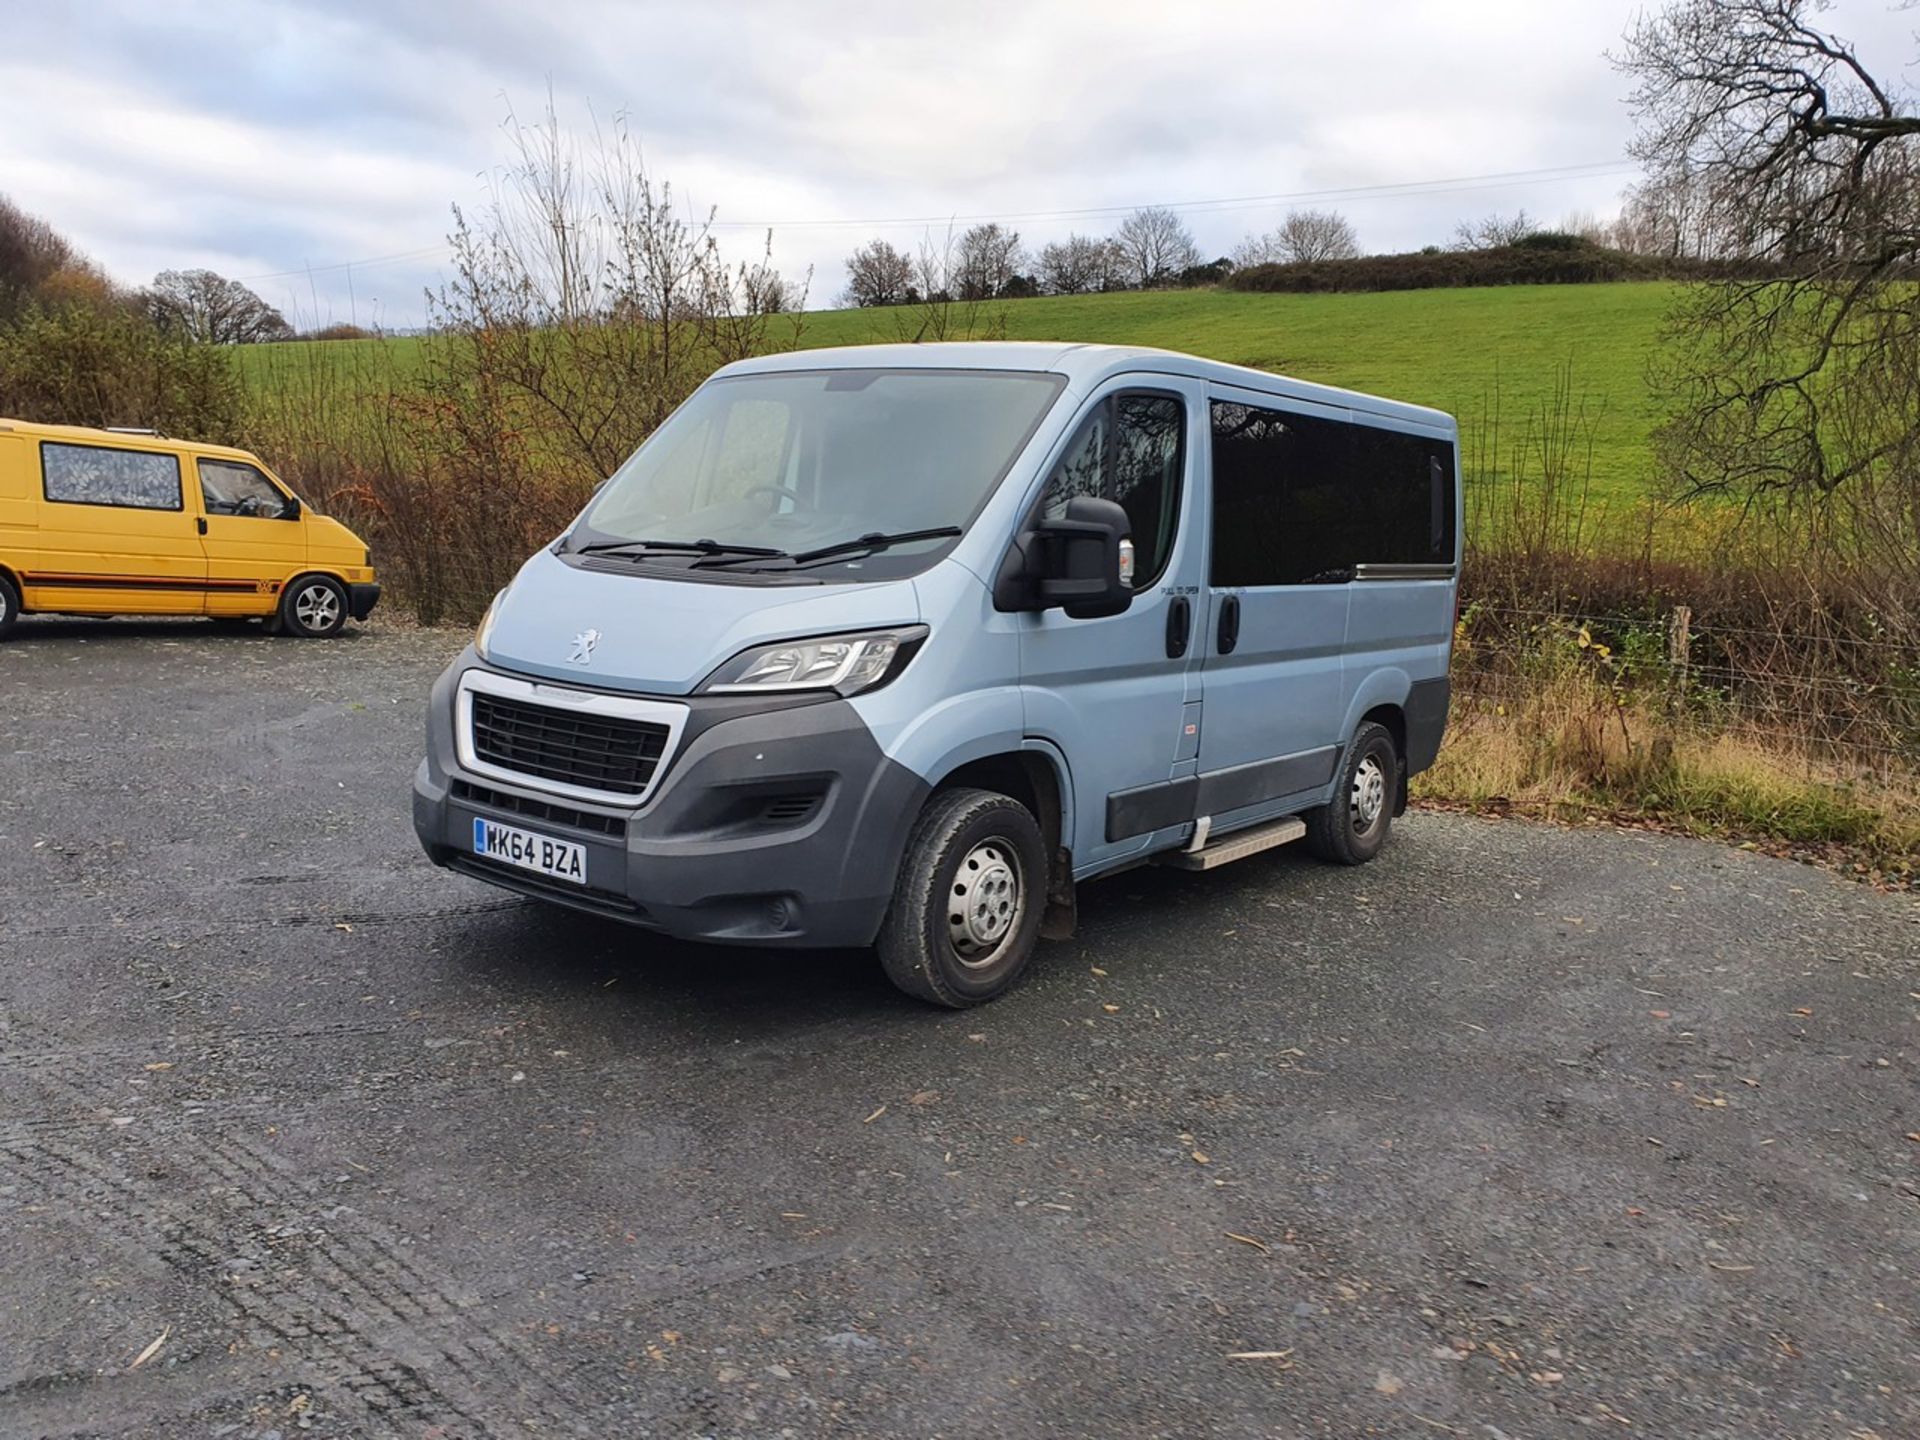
[566, 628, 601, 665]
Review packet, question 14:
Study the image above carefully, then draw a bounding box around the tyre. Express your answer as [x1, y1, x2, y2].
[277, 575, 349, 638]
[1304, 720, 1398, 866]
[0, 573, 18, 638]
[876, 787, 1049, 1008]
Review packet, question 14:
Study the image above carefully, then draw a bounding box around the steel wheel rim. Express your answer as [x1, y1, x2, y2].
[295, 584, 340, 631]
[1351, 754, 1387, 832]
[947, 839, 1023, 967]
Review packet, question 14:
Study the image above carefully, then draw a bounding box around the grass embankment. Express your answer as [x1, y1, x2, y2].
[240, 283, 1676, 510]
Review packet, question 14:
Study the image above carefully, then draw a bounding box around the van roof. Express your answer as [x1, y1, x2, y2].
[0, 417, 259, 461]
[714, 341, 1454, 430]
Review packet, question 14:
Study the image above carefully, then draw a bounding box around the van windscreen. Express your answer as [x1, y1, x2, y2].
[572, 368, 1064, 579]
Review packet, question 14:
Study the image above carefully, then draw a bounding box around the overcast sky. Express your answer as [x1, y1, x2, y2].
[3, 0, 1915, 329]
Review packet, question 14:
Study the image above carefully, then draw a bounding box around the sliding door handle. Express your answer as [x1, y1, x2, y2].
[1217, 594, 1241, 655]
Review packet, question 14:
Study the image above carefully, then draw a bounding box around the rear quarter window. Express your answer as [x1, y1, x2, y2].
[42, 442, 184, 511]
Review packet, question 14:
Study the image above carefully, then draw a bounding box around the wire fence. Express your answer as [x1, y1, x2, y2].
[1451, 603, 1920, 779]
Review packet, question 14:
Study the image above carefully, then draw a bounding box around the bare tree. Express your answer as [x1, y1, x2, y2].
[1234, 209, 1360, 266]
[1616, 0, 1920, 514]
[954, 222, 1028, 300]
[1038, 234, 1097, 294]
[1450, 209, 1537, 250]
[887, 227, 1009, 343]
[1114, 207, 1199, 287]
[843, 239, 916, 307]
[1039, 233, 1129, 294]
[1608, 169, 1714, 256]
[1555, 209, 1610, 245]
[408, 95, 804, 620]
[147, 269, 294, 344]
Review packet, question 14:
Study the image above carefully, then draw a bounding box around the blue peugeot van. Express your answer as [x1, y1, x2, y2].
[413, 343, 1458, 1005]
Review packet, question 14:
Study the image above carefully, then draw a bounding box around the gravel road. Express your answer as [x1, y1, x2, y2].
[2, 618, 1916, 1439]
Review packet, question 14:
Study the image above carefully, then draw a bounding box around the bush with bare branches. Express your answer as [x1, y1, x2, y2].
[252, 99, 807, 622]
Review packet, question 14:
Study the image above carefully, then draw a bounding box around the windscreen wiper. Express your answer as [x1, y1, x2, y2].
[692, 527, 962, 570]
[573, 537, 787, 560]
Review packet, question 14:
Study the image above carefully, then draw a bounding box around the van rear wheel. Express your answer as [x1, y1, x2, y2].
[1304, 720, 1398, 865]
[278, 576, 349, 638]
[877, 787, 1048, 1008]
[0, 573, 18, 638]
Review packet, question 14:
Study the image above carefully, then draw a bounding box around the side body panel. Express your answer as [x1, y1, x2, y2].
[19, 439, 208, 616]
[0, 434, 34, 567]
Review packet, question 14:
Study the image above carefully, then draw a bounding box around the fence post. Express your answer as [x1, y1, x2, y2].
[1668, 605, 1692, 713]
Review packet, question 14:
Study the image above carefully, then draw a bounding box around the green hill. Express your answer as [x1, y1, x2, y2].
[241, 283, 1678, 510]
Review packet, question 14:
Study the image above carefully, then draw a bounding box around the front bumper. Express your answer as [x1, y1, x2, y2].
[411, 651, 928, 948]
[348, 582, 381, 621]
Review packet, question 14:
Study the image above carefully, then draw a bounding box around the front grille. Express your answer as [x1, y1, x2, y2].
[470, 693, 669, 797]
[451, 779, 627, 838]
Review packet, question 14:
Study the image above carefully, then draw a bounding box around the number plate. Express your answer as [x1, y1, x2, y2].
[472, 817, 587, 885]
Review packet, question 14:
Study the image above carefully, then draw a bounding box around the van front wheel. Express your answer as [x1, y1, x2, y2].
[0, 573, 18, 638]
[1304, 720, 1398, 865]
[278, 576, 349, 638]
[877, 787, 1048, 1008]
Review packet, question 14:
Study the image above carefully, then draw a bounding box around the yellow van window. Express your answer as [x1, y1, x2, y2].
[43, 442, 182, 511]
[200, 459, 293, 518]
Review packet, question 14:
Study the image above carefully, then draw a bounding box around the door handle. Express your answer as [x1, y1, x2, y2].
[1165, 596, 1191, 658]
[1217, 594, 1241, 655]
[196, 517, 208, 535]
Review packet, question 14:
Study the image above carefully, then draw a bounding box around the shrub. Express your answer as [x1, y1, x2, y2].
[1227, 243, 1778, 294]
[302, 323, 377, 342]
[0, 298, 242, 437]
[1514, 231, 1593, 251]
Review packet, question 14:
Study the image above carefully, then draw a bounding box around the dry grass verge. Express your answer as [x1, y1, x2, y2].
[1419, 670, 1920, 888]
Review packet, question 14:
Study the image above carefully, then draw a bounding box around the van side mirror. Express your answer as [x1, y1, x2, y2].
[995, 496, 1134, 619]
[281, 495, 302, 520]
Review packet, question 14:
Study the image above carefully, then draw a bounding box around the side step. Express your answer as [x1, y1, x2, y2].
[1155, 816, 1306, 871]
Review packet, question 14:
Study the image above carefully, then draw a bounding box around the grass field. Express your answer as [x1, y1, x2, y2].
[239, 282, 1678, 512]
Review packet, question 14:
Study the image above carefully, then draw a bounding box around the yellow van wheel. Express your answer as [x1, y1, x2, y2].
[277, 575, 350, 638]
[0, 573, 19, 638]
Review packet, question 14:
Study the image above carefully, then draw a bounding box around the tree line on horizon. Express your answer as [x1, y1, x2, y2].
[836, 152, 1820, 308]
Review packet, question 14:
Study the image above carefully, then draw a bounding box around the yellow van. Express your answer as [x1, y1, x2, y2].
[0, 419, 377, 638]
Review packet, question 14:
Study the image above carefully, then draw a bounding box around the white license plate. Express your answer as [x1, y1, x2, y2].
[472, 817, 587, 885]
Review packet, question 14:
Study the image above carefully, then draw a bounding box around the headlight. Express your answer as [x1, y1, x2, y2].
[474, 590, 504, 660]
[702, 626, 927, 696]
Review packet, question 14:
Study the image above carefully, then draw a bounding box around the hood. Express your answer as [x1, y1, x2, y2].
[306, 513, 367, 560]
[481, 548, 923, 696]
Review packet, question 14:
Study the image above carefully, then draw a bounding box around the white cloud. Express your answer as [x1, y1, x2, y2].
[1, 0, 1913, 326]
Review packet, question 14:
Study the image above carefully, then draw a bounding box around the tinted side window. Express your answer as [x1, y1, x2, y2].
[1210, 402, 1458, 584]
[1350, 423, 1456, 565]
[1040, 393, 1184, 588]
[43, 442, 182, 511]
[1209, 401, 1353, 586]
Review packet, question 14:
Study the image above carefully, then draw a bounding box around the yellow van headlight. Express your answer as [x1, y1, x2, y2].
[701, 627, 927, 697]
